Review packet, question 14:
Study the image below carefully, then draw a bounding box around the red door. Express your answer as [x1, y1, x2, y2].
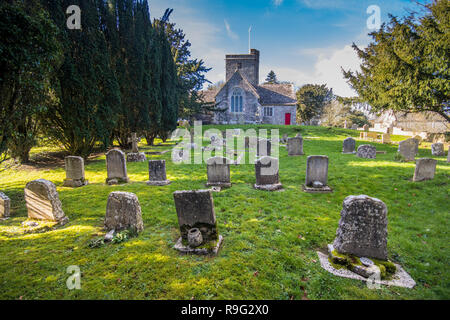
[285, 113, 291, 125]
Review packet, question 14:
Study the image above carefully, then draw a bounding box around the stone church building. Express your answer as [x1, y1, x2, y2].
[201, 49, 297, 125]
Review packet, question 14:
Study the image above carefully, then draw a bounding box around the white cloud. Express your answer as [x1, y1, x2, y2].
[273, 0, 284, 6]
[224, 19, 239, 40]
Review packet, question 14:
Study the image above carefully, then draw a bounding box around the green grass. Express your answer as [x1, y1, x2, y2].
[0, 125, 449, 300]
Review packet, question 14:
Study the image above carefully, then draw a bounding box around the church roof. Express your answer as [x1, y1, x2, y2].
[257, 83, 296, 106]
[200, 88, 219, 104]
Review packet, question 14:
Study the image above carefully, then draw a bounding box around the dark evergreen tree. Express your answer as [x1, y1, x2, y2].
[296, 84, 333, 123]
[265, 70, 279, 84]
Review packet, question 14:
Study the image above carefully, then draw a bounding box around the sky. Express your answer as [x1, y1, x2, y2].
[148, 0, 427, 97]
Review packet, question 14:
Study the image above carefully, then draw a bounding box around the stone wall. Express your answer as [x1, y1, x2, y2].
[262, 105, 297, 125]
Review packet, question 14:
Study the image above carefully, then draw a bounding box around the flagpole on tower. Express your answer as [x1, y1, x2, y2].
[248, 26, 252, 53]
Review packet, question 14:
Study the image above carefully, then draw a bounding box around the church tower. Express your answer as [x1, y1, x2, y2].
[225, 49, 260, 86]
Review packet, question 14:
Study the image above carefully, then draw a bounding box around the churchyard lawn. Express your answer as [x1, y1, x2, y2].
[0, 125, 448, 299]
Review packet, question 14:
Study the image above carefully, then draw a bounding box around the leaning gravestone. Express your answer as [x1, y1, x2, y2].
[24, 179, 69, 225]
[254, 156, 283, 191]
[173, 190, 223, 255]
[63, 156, 88, 187]
[0, 192, 11, 219]
[127, 132, 146, 162]
[106, 149, 129, 185]
[333, 195, 388, 260]
[356, 145, 376, 159]
[398, 138, 418, 161]
[431, 143, 445, 156]
[287, 137, 304, 156]
[206, 156, 231, 188]
[413, 158, 437, 182]
[303, 156, 332, 193]
[342, 138, 356, 154]
[104, 192, 144, 233]
[147, 160, 171, 186]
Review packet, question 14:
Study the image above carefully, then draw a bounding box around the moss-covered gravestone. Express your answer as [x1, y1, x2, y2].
[342, 137, 356, 154]
[63, 156, 88, 188]
[398, 138, 418, 161]
[104, 192, 143, 233]
[147, 160, 171, 186]
[431, 143, 444, 156]
[0, 192, 11, 219]
[206, 156, 231, 188]
[413, 158, 437, 182]
[173, 190, 223, 255]
[356, 145, 376, 159]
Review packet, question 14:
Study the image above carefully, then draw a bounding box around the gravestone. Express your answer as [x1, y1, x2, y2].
[0, 192, 10, 219]
[147, 160, 171, 186]
[127, 133, 146, 162]
[287, 137, 304, 156]
[356, 145, 376, 159]
[206, 156, 231, 188]
[257, 139, 272, 156]
[342, 138, 356, 154]
[431, 143, 445, 156]
[254, 156, 283, 191]
[382, 134, 391, 144]
[333, 195, 388, 260]
[413, 158, 437, 182]
[106, 149, 129, 185]
[398, 138, 418, 161]
[24, 179, 69, 224]
[173, 190, 223, 255]
[303, 156, 332, 193]
[105, 192, 144, 233]
[63, 156, 88, 187]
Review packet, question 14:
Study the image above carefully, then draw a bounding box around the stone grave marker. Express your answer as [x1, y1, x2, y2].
[303, 156, 332, 193]
[127, 133, 146, 162]
[105, 192, 144, 233]
[24, 179, 68, 225]
[106, 149, 129, 185]
[0, 192, 11, 219]
[431, 143, 445, 156]
[63, 156, 88, 187]
[147, 160, 171, 186]
[173, 190, 223, 255]
[342, 137, 356, 154]
[254, 156, 283, 191]
[356, 145, 376, 159]
[398, 138, 418, 161]
[287, 137, 304, 156]
[206, 156, 231, 188]
[381, 134, 391, 144]
[413, 158, 437, 182]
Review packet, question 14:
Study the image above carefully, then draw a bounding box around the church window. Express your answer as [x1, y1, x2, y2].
[231, 89, 244, 113]
[264, 107, 274, 117]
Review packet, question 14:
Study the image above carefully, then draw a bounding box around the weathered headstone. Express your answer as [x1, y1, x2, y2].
[24, 179, 68, 224]
[254, 156, 283, 191]
[303, 156, 332, 193]
[287, 137, 304, 156]
[398, 138, 418, 161]
[413, 158, 437, 182]
[173, 190, 223, 255]
[257, 139, 272, 156]
[381, 134, 391, 144]
[106, 149, 129, 185]
[63, 156, 88, 187]
[105, 192, 143, 233]
[333, 195, 388, 260]
[206, 156, 231, 188]
[356, 145, 376, 159]
[127, 133, 146, 162]
[342, 138, 356, 154]
[0, 192, 11, 219]
[147, 160, 171, 186]
[431, 143, 445, 156]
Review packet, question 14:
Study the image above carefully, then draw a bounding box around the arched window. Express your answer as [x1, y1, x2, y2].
[231, 88, 244, 113]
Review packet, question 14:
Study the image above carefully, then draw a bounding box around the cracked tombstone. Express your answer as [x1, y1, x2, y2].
[431, 143, 445, 156]
[147, 160, 171, 186]
[413, 158, 437, 182]
[106, 149, 129, 185]
[398, 138, 419, 161]
[104, 192, 144, 236]
[173, 190, 223, 255]
[63, 156, 88, 187]
[0, 192, 11, 219]
[24, 179, 69, 225]
[287, 137, 304, 156]
[356, 145, 376, 159]
[206, 156, 231, 188]
[254, 156, 283, 191]
[303, 156, 332, 193]
[126, 132, 146, 162]
[342, 137, 356, 154]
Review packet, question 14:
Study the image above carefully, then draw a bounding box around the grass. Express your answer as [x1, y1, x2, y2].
[0, 125, 449, 300]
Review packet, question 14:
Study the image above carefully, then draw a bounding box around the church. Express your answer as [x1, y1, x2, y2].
[201, 49, 297, 125]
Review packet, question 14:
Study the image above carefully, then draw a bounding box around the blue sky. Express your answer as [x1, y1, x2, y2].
[149, 0, 427, 97]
